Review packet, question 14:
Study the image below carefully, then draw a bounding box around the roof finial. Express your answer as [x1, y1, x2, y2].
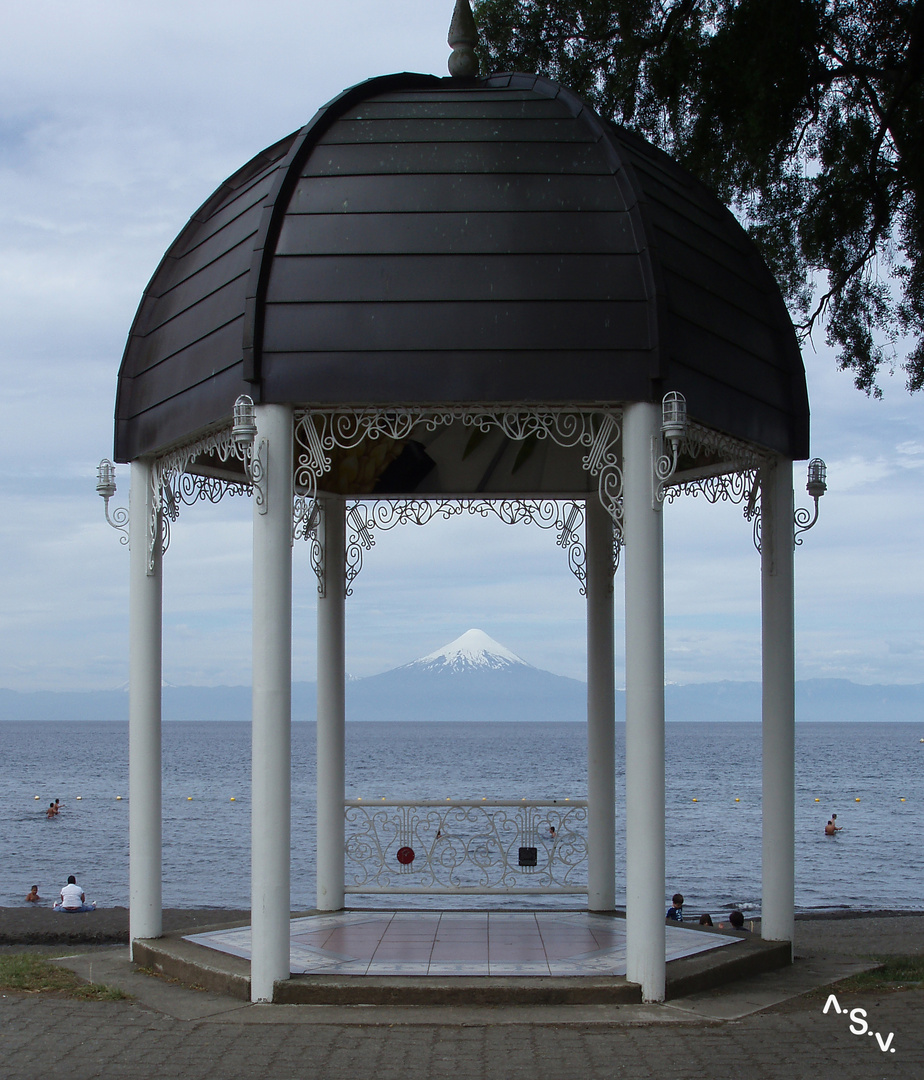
[448, 0, 479, 78]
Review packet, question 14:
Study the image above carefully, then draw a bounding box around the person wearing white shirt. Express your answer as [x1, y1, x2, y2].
[55, 875, 95, 912]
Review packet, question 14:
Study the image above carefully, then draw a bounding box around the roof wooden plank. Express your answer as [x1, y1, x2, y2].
[265, 252, 649, 303]
[287, 173, 623, 215]
[302, 142, 613, 177]
[117, 362, 248, 463]
[123, 318, 246, 418]
[654, 230, 774, 322]
[317, 117, 595, 145]
[343, 97, 570, 121]
[275, 210, 638, 256]
[371, 90, 547, 103]
[262, 298, 652, 353]
[666, 313, 794, 409]
[130, 278, 248, 377]
[153, 208, 263, 291]
[169, 161, 282, 262]
[260, 348, 654, 406]
[139, 256, 252, 337]
[664, 274, 781, 365]
[667, 359, 805, 457]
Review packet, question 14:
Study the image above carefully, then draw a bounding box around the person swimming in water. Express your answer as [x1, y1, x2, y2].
[824, 819, 836, 835]
[25, 885, 41, 903]
[46, 802, 57, 819]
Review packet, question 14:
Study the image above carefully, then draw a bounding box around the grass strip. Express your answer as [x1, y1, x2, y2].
[0, 953, 128, 1000]
[832, 954, 924, 994]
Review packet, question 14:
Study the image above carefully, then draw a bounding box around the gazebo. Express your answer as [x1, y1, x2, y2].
[99, 1, 821, 1003]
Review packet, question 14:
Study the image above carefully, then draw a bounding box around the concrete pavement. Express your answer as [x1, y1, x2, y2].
[1, 914, 922, 1079]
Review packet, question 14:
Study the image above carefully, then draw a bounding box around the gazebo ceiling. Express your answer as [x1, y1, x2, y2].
[114, 71, 809, 470]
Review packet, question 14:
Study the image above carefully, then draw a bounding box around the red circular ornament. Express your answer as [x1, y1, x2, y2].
[396, 846, 415, 865]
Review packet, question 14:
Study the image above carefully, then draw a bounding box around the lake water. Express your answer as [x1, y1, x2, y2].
[1, 721, 920, 916]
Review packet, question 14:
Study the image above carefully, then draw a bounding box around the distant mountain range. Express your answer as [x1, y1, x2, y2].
[2, 629, 923, 723]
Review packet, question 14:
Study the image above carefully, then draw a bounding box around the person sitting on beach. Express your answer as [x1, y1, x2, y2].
[825, 819, 836, 835]
[728, 910, 749, 931]
[54, 875, 95, 913]
[699, 913, 713, 927]
[25, 885, 41, 903]
[666, 893, 684, 922]
[46, 802, 57, 819]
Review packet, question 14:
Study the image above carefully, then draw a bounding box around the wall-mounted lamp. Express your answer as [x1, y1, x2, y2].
[232, 394, 258, 449]
[795, 457, 827, 541]
[806, 457, 827, 500]
[661, 391, 687, 449]
[96, 458, 129, 541]
[96, 458, 117, 500]
[232, 394, 267, 513]
[654, 391, 688, 499]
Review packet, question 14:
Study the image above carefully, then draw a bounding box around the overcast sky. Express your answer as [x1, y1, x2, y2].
[1, 1, 921, 692]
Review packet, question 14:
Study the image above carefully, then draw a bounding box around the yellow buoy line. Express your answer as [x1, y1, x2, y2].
[32, 791, 909, 807]
[681, 795, 907, 804]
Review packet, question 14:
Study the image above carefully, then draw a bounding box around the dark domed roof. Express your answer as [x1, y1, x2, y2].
[115, 71, 808, 463]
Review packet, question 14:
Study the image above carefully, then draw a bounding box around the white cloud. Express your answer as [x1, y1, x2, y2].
[895, 440, 924, 468]
[823, 455, 891, 491]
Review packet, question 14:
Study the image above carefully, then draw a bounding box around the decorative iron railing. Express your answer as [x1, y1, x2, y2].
[343, 799, 589, 894]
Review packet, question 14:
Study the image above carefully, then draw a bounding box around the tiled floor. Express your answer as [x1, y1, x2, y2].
[186, 911, 739, 977]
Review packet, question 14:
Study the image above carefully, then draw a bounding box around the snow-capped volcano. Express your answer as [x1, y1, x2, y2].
[405, 629, 531, 675]
[346, 629, 584, 721]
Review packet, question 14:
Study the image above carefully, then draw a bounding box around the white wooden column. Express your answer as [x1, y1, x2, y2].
[760, 457, 796, 949]
[250, 404, 294, 1003]
[316, 495, 346, 911]
[128, 459, 163, 955]
[623, 401, 667, 1002]
[586, 495, 616, 910]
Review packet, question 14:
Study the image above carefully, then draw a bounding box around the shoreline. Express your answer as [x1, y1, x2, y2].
[2, 905, 923, 947]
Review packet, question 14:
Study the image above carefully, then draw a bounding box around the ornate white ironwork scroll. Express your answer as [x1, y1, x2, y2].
[293, 405, 624, 524]
[146, 426, 250, 573]
[673, 421, 768, 476]
[665, 468, 760, 508]
[110, 406, 625, 575]
[341, 498, 608, 598]
[161, 472, 251, 513]
[660, 422, 770, 554]
[344, 799, 589, 895]
[292, 406, 623, 596]
[292, 495, 325, 593]
[250, 438, 268, 516]
[153, 426, 245, 494]
[793, 503, 818, 544]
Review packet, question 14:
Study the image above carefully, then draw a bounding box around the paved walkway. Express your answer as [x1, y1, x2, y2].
[1, 914, 922, 1079]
